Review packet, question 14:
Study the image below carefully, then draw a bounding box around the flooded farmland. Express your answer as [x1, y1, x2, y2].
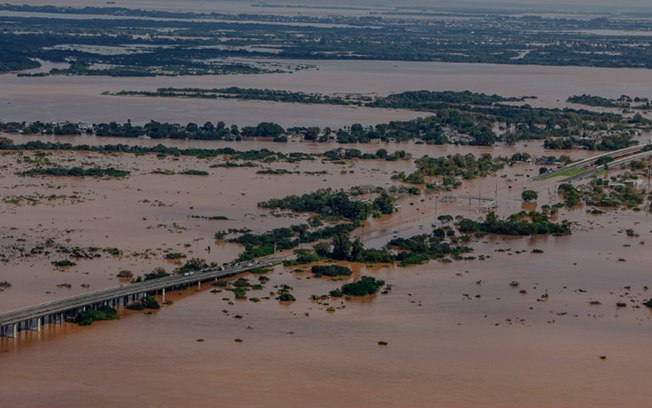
[3, 59, 652, 126]
[2, 2, 652, 403]
[0, 131, 650, 407]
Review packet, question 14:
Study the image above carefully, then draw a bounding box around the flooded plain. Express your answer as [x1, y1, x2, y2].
[4, 59, 652, 126]
[2, 12, 652, 401]
[0, 132, 650, 407]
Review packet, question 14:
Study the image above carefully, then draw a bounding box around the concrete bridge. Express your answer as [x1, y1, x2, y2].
[557, 144, 645, 170]
[0, 257, 283, 339]
[560, 149, 652, 183]
[535, 144, 650, 181]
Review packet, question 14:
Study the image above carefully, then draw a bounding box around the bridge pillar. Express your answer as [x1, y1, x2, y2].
[30, 318, 41, 332]
[162, 288, 166, 303]
[198, 281, 201, 290]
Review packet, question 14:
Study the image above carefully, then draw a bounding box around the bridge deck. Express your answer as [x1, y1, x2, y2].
[0, 257, 283, 327]
[535, 144, 649, 181]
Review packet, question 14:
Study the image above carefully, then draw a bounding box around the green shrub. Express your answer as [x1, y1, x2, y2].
[277, 293, 296, 302]
[311, 265, 352, 277]
[340, 276, 385, 296]
[75, 305, 118, 326]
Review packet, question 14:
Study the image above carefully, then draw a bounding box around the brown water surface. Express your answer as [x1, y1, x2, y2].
[4, 59, 652, 126]
[0, 139, 651, 407]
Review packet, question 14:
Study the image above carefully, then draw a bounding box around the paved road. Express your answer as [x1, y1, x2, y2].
[561, 149, 652, 183]
[0, 257, 283, 327]
[535, 144, 648, 181]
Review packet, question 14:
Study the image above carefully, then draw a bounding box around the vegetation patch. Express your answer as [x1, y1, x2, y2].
[75, 305, 118, 326]
[52, 259, 77, 267]
[126, 295, 161, 310]
[340, 276, 386, 297]
[311, 265, 352, 277]
[21, 167, 129, 178]
[457, 211, 571, 236]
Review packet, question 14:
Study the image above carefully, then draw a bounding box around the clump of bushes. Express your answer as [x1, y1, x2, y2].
[180, 169, 209, 176]
[457, 211, 571, 236]
[126, 295, 161, 310]
[276, 284, 295, 302]
[340, 276, 386, 296]
[164, 252, 186, 260]
[52, 259, 76, 267]
[143, 267, 170, 281]
[311, 265, 352, 277]
[75, 305, 118, 326]
[175, 258, 208, 274]
[117, 270, 133, 279]
[277, 293, 296, 302]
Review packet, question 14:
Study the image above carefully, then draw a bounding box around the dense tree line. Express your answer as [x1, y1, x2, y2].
[259, 189, 395, 222]
[457, 211, 571, 236]
[544, 134, 638, 151]
[0, 94, 638, 148]
[0, 138, 311, 162]
[21, 167, 129, 178]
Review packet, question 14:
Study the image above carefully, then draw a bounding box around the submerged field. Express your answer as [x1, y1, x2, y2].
[2, 3, 652, 404]
[0, 132, 650, 407]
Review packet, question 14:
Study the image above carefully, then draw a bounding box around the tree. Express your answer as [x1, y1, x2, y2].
[305, 127, 320, 141]
[375, 148, 388, 159]
[350, 238, 364, 261]
[331, 233, 352, 260]
[313, 242, 331, 257]
[253, 122, 285, 137]
[521, 190, 539, 202]
[373, 192, 395, 215]
[437, 214, 454, 224]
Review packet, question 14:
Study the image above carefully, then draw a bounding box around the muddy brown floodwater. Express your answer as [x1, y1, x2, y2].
[0, 133, 651, 407]
[4, 59, 652, 126]
[2, 3, 652, 405]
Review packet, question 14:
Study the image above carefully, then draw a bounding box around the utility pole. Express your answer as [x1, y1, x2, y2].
[495, 180, 498, 210]
[434, 199, 438, 220]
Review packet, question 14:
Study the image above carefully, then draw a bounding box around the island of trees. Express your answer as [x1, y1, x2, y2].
[2, 87, 648, 149]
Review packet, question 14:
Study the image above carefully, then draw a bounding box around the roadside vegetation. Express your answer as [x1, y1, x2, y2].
[74, 305, 118, 326]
